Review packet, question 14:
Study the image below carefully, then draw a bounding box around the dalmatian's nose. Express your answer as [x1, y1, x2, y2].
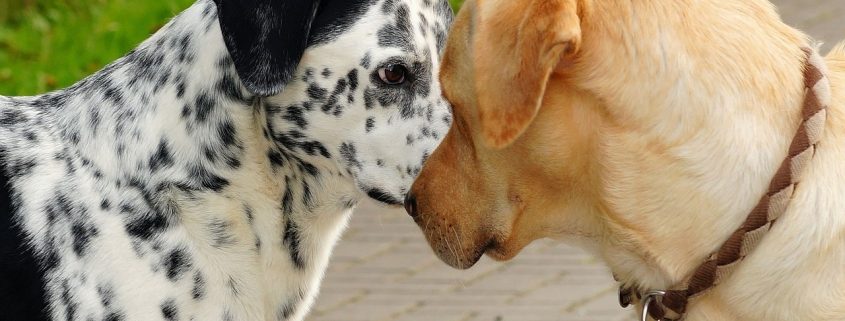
[404, 193, 418, 218]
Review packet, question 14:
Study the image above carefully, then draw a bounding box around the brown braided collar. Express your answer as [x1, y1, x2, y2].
[617, 46, 831, 321]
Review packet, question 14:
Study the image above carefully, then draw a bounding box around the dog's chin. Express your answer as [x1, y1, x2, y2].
[484, 242, 520, 262]
[437, 248, 485, 270]
[428, 232, 527, 268]
[431, 238, 495, 270]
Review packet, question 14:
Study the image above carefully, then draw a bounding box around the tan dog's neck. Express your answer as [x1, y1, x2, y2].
[566, 0, 841, 315]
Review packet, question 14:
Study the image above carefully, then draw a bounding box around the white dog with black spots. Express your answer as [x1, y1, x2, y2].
[0, 0, 453, 320]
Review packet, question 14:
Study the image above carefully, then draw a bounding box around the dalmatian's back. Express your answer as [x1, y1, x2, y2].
[0, 0, 453, 320]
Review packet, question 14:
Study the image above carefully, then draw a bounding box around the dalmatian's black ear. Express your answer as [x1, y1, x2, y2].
[214, 0, 320, 96]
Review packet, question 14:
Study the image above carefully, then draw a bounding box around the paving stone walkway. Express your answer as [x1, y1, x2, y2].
[310, 2, 844, 320]
[311, 202, 627, 321]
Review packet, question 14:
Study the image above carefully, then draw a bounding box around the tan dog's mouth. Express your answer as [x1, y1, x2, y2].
[431, 238, 524, 269]
[416, 220, 524, 269]
[412, 217, 493, 269]
[407, 193, 528, 269]
[431, 242, 486, 270]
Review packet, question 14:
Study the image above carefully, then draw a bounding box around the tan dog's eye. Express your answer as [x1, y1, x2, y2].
[377, 64, 408, 85]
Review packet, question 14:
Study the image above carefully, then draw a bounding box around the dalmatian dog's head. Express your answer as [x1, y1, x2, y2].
[215, 0, 453, 205]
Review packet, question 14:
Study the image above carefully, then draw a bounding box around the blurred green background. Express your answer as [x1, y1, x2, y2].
[0, 0, 466, 96]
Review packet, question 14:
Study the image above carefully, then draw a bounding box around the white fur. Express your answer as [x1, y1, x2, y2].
[0, 0, 452, 320]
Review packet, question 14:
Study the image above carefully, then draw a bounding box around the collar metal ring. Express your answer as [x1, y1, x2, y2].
[640, 290, 667, 321]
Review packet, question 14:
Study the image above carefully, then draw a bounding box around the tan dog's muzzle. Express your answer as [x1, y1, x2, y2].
[403, 129, 495, 269]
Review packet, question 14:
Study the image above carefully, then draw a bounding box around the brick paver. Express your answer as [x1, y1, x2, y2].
[311, 202, 628, 321]
[310, 2, 844, 320]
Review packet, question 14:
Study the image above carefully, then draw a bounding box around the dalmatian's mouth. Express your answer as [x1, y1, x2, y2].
[365, 187, 404, 206]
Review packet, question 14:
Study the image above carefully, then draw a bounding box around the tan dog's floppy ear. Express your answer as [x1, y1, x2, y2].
[473, 0, 581, 148]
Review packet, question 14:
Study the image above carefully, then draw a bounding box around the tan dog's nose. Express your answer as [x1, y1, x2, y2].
[403, 192, 418, 218]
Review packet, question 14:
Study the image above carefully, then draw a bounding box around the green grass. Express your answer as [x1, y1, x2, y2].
[0, 0, 194, 96]
[450, 0, 465, 11]
[0, 0, 466, 96]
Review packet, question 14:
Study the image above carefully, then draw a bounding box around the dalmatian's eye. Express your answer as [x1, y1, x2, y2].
[377, 64, 409, 85]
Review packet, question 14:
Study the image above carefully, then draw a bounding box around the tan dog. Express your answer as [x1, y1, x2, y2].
[404, 0, 845, 320]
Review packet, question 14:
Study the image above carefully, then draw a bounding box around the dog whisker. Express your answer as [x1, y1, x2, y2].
[452, 225, 469, 265]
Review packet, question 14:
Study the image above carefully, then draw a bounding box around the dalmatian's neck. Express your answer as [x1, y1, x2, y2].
[1, 1, 361, 320]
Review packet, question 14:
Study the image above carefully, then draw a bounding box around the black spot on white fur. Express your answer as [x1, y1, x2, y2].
[160, 299, 178, 321]
[209, 219, 237, 248]
[192, 271, 206, 301]
[283, 218, 305, 269]
[163, 248, 193, 281]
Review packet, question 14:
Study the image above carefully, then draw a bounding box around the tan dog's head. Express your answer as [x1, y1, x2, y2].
[406, 0, 808, 276]
[405, 0, 597, 269]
